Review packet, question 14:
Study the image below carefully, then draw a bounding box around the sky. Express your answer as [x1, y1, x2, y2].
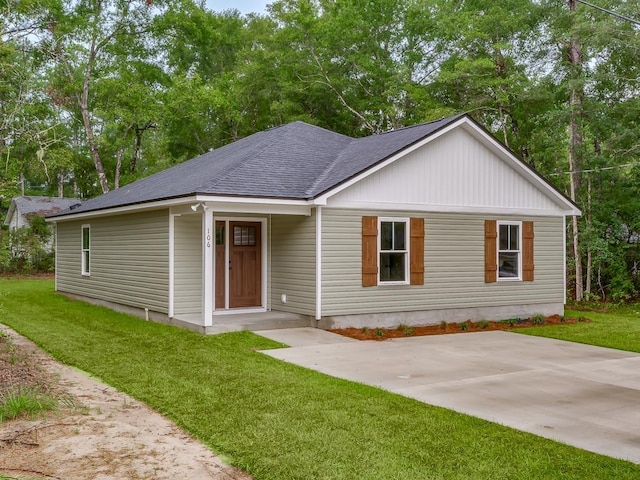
[205, 0, 270, 15]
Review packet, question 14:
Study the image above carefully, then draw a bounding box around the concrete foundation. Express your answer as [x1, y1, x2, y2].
[317, 302, 564, 329]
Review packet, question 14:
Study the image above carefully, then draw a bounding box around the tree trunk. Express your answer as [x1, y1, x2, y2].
[114, 147, 124, 189]
[57, 172, 64, 197]
[75, 4, 110, 195]
[567, 0, 584, 301]
[79, 40, 109, 194]
[130, 121, 155, 174]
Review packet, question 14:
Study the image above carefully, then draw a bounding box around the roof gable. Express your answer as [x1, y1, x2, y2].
[326, 122, 574, 215]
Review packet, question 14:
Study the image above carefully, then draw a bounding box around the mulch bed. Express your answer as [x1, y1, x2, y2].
[330, 314, 591, 341]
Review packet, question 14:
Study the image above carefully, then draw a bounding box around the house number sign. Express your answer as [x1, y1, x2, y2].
[206, 228, 211, 248]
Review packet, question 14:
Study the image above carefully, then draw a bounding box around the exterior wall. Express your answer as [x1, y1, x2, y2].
[56, 209, 170, 313]
[270, 212, 316, 316]
[327, 127, 563, 214]
[321, 208, 564, 322]
[174, 213, 202, 316]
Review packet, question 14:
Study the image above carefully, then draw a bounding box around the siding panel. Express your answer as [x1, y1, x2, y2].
[271, 213, 315, 315]
[56, 210, 169, 313]
[321, 209, 564, 316]
[174, 213, 202, 315]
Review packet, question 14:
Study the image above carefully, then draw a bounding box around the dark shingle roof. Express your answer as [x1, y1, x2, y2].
[49, 115, 464, 218]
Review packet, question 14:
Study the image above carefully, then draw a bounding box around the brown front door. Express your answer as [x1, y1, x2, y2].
[229, 221, 261, 308]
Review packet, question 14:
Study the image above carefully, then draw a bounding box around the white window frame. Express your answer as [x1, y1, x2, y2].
[378, 217, 409, 285]
[497, 220, 521, 281]
[81, 224, 90, 276]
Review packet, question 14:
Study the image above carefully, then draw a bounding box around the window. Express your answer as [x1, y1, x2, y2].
[379, 218, 408, 283]
[498, 222, 520, 279]
[485, 220, 534, 283]
[362, 216, 424, 287]
[81, 225, 90, 276]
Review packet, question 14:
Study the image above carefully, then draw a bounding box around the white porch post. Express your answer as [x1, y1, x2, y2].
[203, 206, 214, 326]
[315, 206, 322, 320]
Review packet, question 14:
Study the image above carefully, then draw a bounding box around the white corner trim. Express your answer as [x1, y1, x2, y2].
[168, 212, 175, 318]
[563, 215, 567, 304]
[54, 224, 58, 292]
[315, 206, 322, 320]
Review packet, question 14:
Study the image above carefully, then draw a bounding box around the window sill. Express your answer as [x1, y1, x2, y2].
[81, 273, 91, 277]
[378, 281, 410, 286]
[498, 277, 521, 282]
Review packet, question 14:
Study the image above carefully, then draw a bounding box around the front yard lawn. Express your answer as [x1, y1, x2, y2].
[1, 279, 639, 479]
[518, 308, 640, 353]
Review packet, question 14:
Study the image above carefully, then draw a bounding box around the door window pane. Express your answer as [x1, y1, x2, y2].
[233, 226, 256, 246]
[216, 225, 224, 245]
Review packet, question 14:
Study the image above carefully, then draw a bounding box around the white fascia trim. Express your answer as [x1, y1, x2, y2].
[198, 199, 311, 216]
[47, 196, 200, 223]
[48, 195, 314, 223]
[324, 201, 573, 218]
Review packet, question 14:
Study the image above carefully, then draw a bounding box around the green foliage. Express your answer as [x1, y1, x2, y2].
[0, 217, 54, 274]
[520, 308, 640, 354]
[532, 315, 546, 326]
[0, 387, 57, 423]
[2, 279, 640, 479]
[2, 0, 640, 301]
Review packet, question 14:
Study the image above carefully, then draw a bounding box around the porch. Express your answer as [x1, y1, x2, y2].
[168, 199, 320, 331]
[174, 311, 314, 335]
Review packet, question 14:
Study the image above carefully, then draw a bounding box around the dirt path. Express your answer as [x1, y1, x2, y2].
[0, 325, 252, 480]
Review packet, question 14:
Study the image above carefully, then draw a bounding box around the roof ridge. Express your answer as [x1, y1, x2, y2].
[375, 113, 466, 136]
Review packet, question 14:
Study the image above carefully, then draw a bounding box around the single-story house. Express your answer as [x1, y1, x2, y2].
[47, 114, 581, 333]
[5, 196, 82, 252]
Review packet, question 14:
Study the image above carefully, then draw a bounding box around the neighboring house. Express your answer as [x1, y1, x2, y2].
[5, 196, 82, 252]
[47, 114, 581, 333]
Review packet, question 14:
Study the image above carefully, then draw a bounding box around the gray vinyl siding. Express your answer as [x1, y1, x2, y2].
[56, 209, 169, 313]
[321, 209, 564, 316]
[174, 213, 202, 315]
[270, 212, 316, 315]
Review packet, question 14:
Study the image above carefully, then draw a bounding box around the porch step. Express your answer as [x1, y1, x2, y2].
[204, 311, 314, 335]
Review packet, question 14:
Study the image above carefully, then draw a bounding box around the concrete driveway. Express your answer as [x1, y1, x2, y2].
[259, 328, 640, 464]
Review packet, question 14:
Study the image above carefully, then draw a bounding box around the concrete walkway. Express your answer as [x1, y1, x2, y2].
[259, 328, 640, 464]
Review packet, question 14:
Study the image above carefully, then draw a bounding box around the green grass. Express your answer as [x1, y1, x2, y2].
[517, 309, 640, 353]
[1, 279, 639, 479]
[0, 387, 57, 422]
